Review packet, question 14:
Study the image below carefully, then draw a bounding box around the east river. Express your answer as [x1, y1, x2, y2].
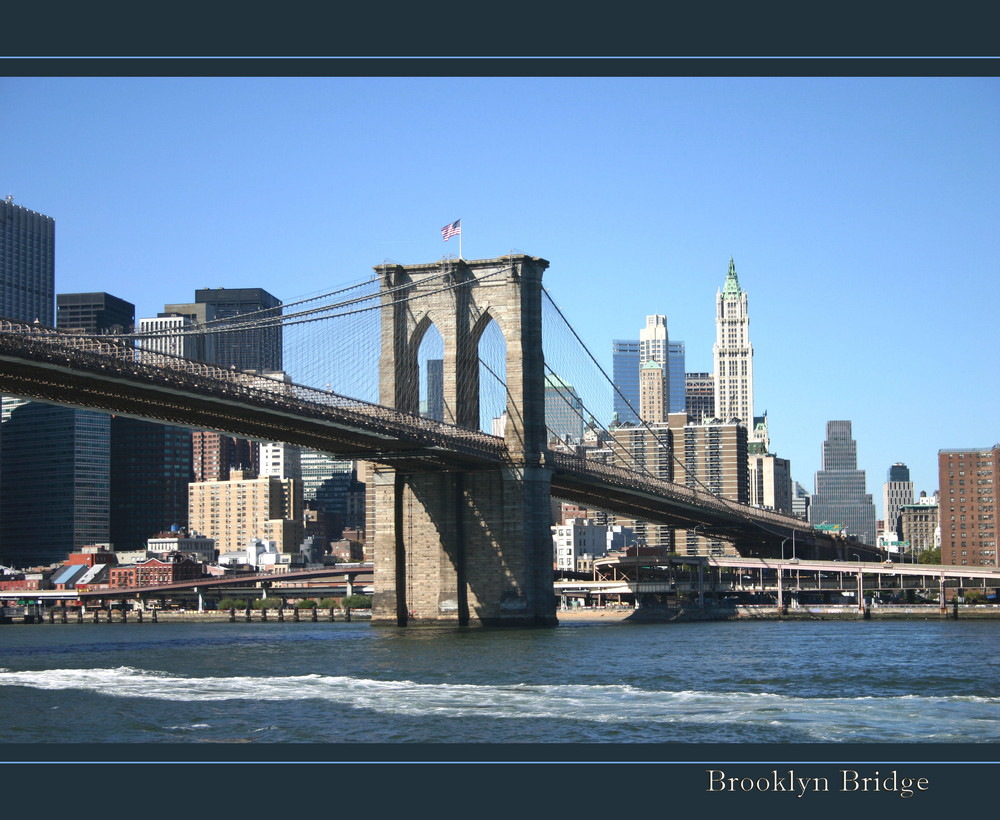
[2, 617, 998, 744]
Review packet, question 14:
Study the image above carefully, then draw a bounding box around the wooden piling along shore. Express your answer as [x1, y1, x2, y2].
[0, 606, 370, 624]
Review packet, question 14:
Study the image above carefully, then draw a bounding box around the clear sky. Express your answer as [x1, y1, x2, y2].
[2, 75, 997, 518]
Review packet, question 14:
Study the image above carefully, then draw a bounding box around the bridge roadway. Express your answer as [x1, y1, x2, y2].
[0, 320, 874, 558]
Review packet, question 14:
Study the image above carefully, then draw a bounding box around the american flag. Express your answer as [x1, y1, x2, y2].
[441, 219, 461, 241]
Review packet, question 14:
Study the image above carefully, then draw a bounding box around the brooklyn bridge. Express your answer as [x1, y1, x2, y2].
[0, 254, 880, 626]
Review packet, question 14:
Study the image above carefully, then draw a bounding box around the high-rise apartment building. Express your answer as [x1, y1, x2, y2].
[0, 196, 55, 325]
[609, 419, 673, 552]
[607, 410, 749, 556]
[938, 446, 998, 567]
[194, 287, 282, 372]
[188, 470, 302, 555]
[191, 431, 256, 482]
[674, 413, 749, 556]
[808, 420, 877, 545]
[749, 452, 792, 513]
[712, 258, 754, 429]
[684, 372, 715, 425]
[259, 441, 302, 480]
[882, 462, 914, 538]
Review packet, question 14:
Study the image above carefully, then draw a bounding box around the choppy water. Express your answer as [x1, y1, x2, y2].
[2, 619, 999, 744]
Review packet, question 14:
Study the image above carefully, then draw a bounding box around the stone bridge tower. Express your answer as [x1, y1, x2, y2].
[370, 255, 556, 626]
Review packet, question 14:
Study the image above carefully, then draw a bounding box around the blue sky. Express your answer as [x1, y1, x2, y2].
[2, 75, 997, 518]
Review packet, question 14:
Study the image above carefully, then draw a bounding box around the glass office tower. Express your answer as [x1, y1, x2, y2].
[194, 287, 282, 372]
[0, 197, 54, 325]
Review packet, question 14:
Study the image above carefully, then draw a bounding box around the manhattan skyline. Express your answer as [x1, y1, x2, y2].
[2, 75, 997, 512]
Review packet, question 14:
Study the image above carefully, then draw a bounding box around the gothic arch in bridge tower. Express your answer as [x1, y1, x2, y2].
[372, 255, 556, 627]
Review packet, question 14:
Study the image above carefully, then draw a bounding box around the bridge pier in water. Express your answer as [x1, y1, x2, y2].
[371, 255, 557, 627]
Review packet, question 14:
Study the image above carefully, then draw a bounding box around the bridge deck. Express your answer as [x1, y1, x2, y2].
[0, 321, 878, 558]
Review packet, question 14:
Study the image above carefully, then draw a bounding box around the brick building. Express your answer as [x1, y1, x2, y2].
[939, 446, 998, 567]
[108, 556, 202, 588]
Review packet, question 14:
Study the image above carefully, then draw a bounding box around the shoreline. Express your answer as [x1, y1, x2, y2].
[6, 604, 1000, 625]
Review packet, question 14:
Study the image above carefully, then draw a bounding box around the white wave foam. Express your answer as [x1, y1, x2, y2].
[2, 667, 997, 741]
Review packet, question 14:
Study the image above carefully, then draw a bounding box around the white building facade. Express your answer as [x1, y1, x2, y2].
[712, 257, 755, 431]
[552, 519, 610, 572]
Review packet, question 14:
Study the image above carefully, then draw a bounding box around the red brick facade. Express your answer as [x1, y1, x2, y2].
[939, 446, 999, 567]
[108, 557, 202, 588]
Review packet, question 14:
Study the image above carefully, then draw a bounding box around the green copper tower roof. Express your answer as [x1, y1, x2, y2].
[722, 256, 741, 296]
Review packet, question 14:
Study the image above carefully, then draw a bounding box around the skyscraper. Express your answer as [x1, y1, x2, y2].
[613, 321, 686, 426]
[56, 292, 134, 334]
[424, 358, 444, 421]
[545, 373, 584, 445]
[1, 400, 110, 566]
[1, 198, 56, 561]
[1, 287, 138, 565]
[882, 462, 914, 537]
[791, 481, 811, 521]
[639, 361, 667, 424]
[639, 314, 670, 418]
[808, 420, 877, 545]
[0, 196, 54, 325]
[712, 257, 754, 429]
[612, 339, 640, 425]
[668, 341, 686, 413]
[194, 287, 282, 372]
[109, 417, 192, 551]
